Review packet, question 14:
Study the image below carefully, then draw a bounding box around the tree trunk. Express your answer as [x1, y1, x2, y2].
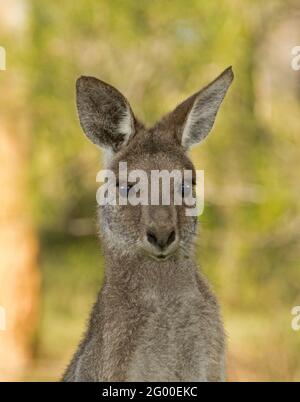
[0, 0, 40, 381]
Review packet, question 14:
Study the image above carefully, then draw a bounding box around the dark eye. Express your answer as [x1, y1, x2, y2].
[118, 183, 133, 198]
[181, 183, 192, 198]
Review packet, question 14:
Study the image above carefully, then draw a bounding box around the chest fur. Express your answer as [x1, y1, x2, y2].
[125, 289, 220, 381]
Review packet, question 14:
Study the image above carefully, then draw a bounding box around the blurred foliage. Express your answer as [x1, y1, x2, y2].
[9, 0, 299, 380]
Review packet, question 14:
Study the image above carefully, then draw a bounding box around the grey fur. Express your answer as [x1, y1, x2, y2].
[63, 67, 234, 382]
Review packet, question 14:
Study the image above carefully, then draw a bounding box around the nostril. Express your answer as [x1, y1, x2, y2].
[166, 230, 176, 246]
[146, 229, 176, 250]
[147, 230, 158, 247]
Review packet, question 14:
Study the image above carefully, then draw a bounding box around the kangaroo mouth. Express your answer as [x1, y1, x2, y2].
[156, 254, 168, 260]
[142, 244, 179, 262]
[147, 252, 174, 262]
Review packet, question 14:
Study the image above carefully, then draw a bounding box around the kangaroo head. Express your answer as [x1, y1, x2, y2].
[76, 68, 233, 261]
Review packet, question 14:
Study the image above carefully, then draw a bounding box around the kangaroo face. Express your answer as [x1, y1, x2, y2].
[76, 68, 233, 260]
[105, 133, 197, 260]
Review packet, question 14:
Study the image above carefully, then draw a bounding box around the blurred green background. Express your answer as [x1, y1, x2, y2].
[0, 0, 300, 381]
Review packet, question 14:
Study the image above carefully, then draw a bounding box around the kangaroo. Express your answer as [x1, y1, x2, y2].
[63, 67, 234, 382]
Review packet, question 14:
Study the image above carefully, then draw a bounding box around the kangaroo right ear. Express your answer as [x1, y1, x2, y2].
[76, 76, 139, 152]
[157, 67, 234, 150]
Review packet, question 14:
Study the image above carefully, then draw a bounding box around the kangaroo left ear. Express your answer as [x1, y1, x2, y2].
[159, 67, 234, 149]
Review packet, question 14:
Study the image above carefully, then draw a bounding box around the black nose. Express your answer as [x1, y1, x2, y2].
[146, 229, 176, 250]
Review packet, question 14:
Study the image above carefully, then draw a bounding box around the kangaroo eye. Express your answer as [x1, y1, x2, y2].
[118, 183, 133, 198]
[181, 183, 192, 197]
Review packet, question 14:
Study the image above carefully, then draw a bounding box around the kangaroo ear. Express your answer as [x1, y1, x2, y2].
[76, 76, 139, 152]
[160, 67, 234, 149]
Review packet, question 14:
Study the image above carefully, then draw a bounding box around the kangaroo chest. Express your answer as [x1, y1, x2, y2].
[125, 288, 215, 381]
